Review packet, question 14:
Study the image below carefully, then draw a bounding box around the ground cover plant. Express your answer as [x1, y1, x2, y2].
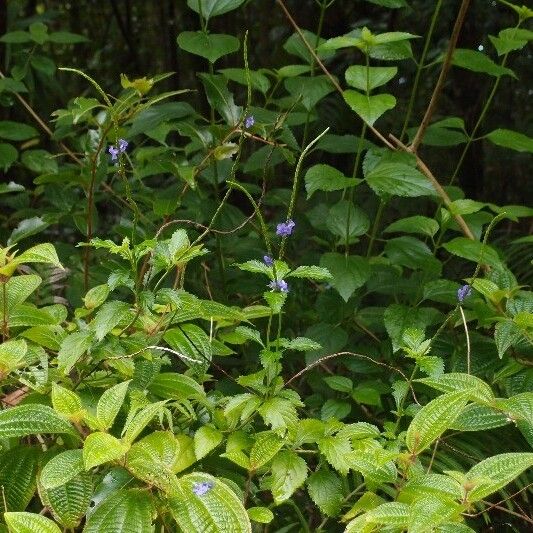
[0, 0, 532, 531]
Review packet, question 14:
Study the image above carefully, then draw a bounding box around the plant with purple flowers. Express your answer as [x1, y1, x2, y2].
[457, 284, 472, 303]
[108, 138, 128, 162]
[276, 219, 295, 237]
[192, 481, 214, 496]
[268, 279, 289, 292]
[244, 115, 255, 128]
[263, 255, 274, 266]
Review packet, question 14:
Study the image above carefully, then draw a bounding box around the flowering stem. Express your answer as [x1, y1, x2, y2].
[459, 305, 471, 374]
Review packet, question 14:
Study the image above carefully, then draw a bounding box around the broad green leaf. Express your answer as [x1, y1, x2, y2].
[0, 338, 27, 374]
[8, 217, 49, 245]
[0, 405, 75, 438]
[38, 473, 92, 529]
[408, 495, 461, 533]
[499, 393, 533, 447]
[442, 237, 501, 268]
[385, 236, 441, 272]
[284, 30, 333, 63]
[21, 149, 57, 174]
[307, 468, 344, 517]
[0, 275, 41, 313]
[465, 452, 533, 502]
[83, 432, 129, 470]
[0, 121, 38, 141]
[249, 432, 283, 470]
[258, 396, 299, 430]
[287, 265, 332, 281]
[400, 474, 463, 503]
[284, 75, 335, 110]
[327, 200, 370, 241]
[148, 372, 205, 400]
[270, 451, 308, 504]
[485, 128, 533, 153]
[40, 450, 84, 490]
[0, 31, 32, 43]
[416, 373, 495, 404]
[164, 325, 212, 368]
[345, 65, 397, 91]
[494, 320, 524, 358]
[177, 31, 240, 63]
[384, 216, 439, 237]
[305, 164, 359, 199]
[318, 435, 352, 475]
[364, 0, 408, 6]
[247, 507, 273, 524]
[450, 403, 510, 431]
[96, 380, 131, 430]
[406, 391, 469, 453]
[48, 31, 88, 44]
[324, 375, 353, 393]
[365, 502, 410, 527]
[343, 90, 396, 126]
[0, 143, 18, 171]
[4, 513, 61, 533]
[92, 301, 130, 341]
[194, 426, 223, 459]
[15, 243, 62, 268]
[83, 489, 154, 533]
[319, 253, 370, 301]
[57, 330, 94, 374]
[83, 284, 109, 309]
[51, 383, 84, 420]
[452, 49, 516, 77]
[170, 472, 251, 532]
[219, 68, 270, 94]
[122, 400, 167, 444]
[0, 447, 40, 512]
[186, 0, 246, 20]
[366, 163, 436, 197]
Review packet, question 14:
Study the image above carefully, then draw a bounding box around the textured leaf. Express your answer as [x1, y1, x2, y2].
[305, 164, 359, 199]
[450, 403, 510, 431]
[465, 452, 533, 502]
[122, 400, 167, 444]
[0, 447, 40, 512]
[164, 325, 212, 368]
[83, 489, 154, 533]
[92, 301, 130, 341]
[15, 243, 62, 268]
[83, 432, 129, 470]
[96, 380, 131, 430]
[57, 330, 94, 374]
[40, 450, 84, 490]
[0, 405, 75, 439]
[148, 372, 205, 400]
[406, 391, 469, 453]
[177, 31, 240, 63]
[307, 468, 344, 517]
[247, 507, 273, 523]
[51, 383, 83, 420]
[320, 253, 370, 301]
[400, 474, 462, 503]
[249, 432, 284, 470]
[194, 426, 223, 460]
[0, 275, 41, 315]
[170, 472, 251, 532]
[318, 435, 352, 475]
[366, 502, 410, 527]
[366, 162, 436, 198]
[270, 451, 308, 504]
[288, 265, 332, 281]
[343, 90, 396, 126]
[4, 513, 61, 533]
[500, 392, 533, 448]
[416, 373, 494, 404]
[408, 495, 461, 533]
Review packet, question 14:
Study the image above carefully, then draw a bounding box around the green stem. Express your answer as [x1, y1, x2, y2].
[366, 199, 386, 257]
[392, 365, 418, 435]
[399, 0, 443, 141]
[1, 280, 8, 341]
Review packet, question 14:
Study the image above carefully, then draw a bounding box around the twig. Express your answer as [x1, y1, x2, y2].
[410, 0, 472, 152]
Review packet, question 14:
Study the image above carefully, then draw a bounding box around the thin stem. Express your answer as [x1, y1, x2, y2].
[399, 0, 443, 141]
[410, 0, 472, 152]
[1, 280, 8, 341]
[459, 305, 471, 374]
[366, 199, 386, 257]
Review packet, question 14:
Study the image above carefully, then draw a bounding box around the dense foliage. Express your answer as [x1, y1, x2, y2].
[0, 0, 532, 531]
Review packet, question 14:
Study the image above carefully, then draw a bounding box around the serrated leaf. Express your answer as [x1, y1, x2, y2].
[83, 432, 129, 470]
[400, 474, 463, 503]
[247, 507, 273, 523]
[270, 451, 308, 504]
[345, 65, 397, 91]
[170, 472, 251, 532]
[4, 513, 61, 533]
[164, 325, 212, 368]
[249, 432, 284, 470]
[307, 468, 344, 517]
[0, 447, 40, 512]
[15, 243, 62, 268]
[92, 301, 130, 341]
[343, 90, 396, 126]
[57, 330, 94, 375]
[406, 391, 469, 453]
[122, 400, 167, 444]
[450, 403, 510, 431]
[408, 495, 461, 533]
[366, 162, 436, 197]
[366, 502, 410, 527]
[305, 164, 359, 199]
[83, 489, 154, 533]
[258, 396, 299, 430]
[318, 435, 352, 475]
[40, 450, 84, 490]
[194, 426, 223, 460]
[51, 383, 83, 420]
[0, 405, 75, 439]
[288, 265, 332, 281]
[494, 320, 523, 358]
[148, 372, 205, 400]
[415, 373, 494, 404]
[96, 380, 131, 430]
[466, 452, 533, 502]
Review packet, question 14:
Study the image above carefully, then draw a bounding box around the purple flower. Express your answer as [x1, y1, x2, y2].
[244, 115, 255, 128]
[108, 145, 119, 162]
[276, 219, 295, 237]
[263, 255, 274, 266]
[108, 138, 128, 163]
[192, 481, 214, 496]
[457, 284, 471, 303]
[118, 138, 128, 152]
[268, 279, 289, 292]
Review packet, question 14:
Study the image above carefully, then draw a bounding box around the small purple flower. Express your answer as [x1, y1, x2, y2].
[193, 481, 214, 496]
[108, 145, 119, 162]
[118, 138, 128, 152]
[276, 219, 295, 237]
[457, 284, 471, 303]
[263, 255, 274, 266]
[108, 139, 128, 163]
[244, 115, 255, 128]
[268, 279, 289, 292]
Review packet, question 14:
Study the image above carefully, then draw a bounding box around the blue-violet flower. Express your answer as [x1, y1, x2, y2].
[276, 219, 295, 237]
[263, 255, 274, 266]
[192, 481, 214, 496]
[108, 138, 128, 163]
[244, 115, 255, 128]
[269, 279, 289, 292]
[457, 284, 471, 303]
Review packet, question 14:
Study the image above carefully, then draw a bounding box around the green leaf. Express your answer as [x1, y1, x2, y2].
[327, 200, 370, 241]
[406, 391, 469, 453]
[198, 73, 241, 125]
[365, 502, 410, 527]
[288, 265, 332, 281]
[307, 468, 344, 517]
[324, 375, 353, 393]
[270, 451, 308, 504]
[318, 435, 352, 475]
[177, 31, 240, 63]
[164, 325, 212, 368]
[494, 320, 524, 358]
[57, 330, 94, 375]
[170, 472, 251, 532]
[0, 275, 41, 315]
[305, 164, 359, 199]
[364, 0, 408, 6]
[84, 489, 154, 533]
[284, 75, 335, 110]
[122, 400, 167, 444]
[0, 143, 18, 171]
[284, 30, 333, 63]
[485, 128, 533, 153]
[0, 447, 40, 512]
[247, 507, 274, 524]
[21, 149, 58, 174]
[408, 495, 461, 533]
[194, 426, 223, 460]
[345, 65, 397, 91]
[400, 474, 463, 503]
[15, 243, 62, 268]
[249, 432, 284, 470]
[51, 383, 83, 420]
[319, 253, 370, 301]
[186, 0, 246, 20]
[0, 31, 32, 43]
[40, 450, 84, 490]
[96, 380, 131, 430]
[366, 162, 436, 197]
[452, 49, 516, 77]
[343, 90, 396, 126]
[38, 472, 92, 529]
[219, 68, 270, 94]
[258, 396, 299, 430]
[148, 372, 205, 400]
[0, 121, 38, 141]
[442, 237, 501, 268]
[384, 216, 439, 238]
[465, 452, 533, 502]
[92, 301, 130, 341]
[450, 403, 510, 431]
[48, 31, 88, 44]
[83, 432, 129, 470]
[415, 373, 495, 403]
[385, 236, 440, 272]
[4, 513, 61, 533]
[0, 405, 75, 439]
[0, 338, 27, 374]
[8, 217, 49, 245]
